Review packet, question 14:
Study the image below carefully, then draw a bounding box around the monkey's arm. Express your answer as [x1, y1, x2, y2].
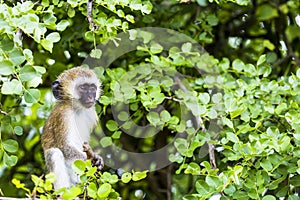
[83, 142, 104, 171]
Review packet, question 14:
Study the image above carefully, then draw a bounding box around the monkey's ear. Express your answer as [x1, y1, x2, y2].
[52, 80, 63, 100]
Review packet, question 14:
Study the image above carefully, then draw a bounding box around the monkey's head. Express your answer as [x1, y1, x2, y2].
[52, 67, 101, 108]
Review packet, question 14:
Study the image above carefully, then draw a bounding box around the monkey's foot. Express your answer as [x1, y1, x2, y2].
[92, 154, 104, 171]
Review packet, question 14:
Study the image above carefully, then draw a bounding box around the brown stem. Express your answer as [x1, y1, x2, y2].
[174, 76, 217, 169]
[87, 0, 97, 31]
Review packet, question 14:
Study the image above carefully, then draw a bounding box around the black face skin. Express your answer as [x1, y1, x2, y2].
[77, 83, 97, 108]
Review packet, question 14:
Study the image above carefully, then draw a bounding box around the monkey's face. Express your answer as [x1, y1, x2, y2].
[77, 83, 97, 108]
[52, 67, 101, 108]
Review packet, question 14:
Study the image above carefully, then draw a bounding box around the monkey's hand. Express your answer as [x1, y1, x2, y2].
[83, 142, 104, 171]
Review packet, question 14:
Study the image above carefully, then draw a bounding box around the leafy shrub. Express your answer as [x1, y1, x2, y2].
[1, 0, 300, 199]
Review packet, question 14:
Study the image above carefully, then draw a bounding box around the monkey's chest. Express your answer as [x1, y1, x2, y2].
[65, 110, 96, 150]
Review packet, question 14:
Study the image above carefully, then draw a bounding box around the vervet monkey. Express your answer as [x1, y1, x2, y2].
[41, 67, 104, 190]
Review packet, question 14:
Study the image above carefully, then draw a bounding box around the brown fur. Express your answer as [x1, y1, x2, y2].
[41, 67, 102, 189]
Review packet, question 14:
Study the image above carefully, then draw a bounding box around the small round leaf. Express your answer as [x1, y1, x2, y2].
[3, 139, 19, 153]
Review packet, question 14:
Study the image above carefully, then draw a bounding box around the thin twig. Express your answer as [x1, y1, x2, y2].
[15, 29, 23, 47]
[174, 76, 217, 170]
[0, 110, 8, 115]
[87, 0, 97, 31]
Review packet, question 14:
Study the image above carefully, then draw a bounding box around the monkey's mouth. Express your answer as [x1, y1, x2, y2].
[80, 97, 95, 108]
[84, 101, 95, 108]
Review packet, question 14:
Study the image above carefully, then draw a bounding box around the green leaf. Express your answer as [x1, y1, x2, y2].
[285, 25, 300, 42]
[90, 49, 102, 59]
[226, 132, 239, 143]
[33, 66, 46, 74]
[111, 131, 122, 139]
[1, 79, 23, 95]
[258, 65, 271, 77]
[290, 175, 300, 186]
[230, 107, 246, 119]
[72, 160, 86, 175]
[23, 49, 33, 63]
[169, 153, 183, 163]
[160, 110, 171, 122]
[184, 162, 200, 175]
[125, 15, 135, 23]
[244, 64, 257, 76]
[106, 120, 118, 131]
[211, 93, 222, 104]
[224, 185, 236, 195]
[45, 173, 56, 183]
[256, 4, 278, 21]
[46, 32, 60, 43]
[24, 89, 40, 103]
[97, 183, 112, 198]
[87, 182, 97, 199]
[62, 186, 82, 200]
[20, 65, 38, 81]
[117, 9, 125, 18]
[257, 54, 266, 66]
[3, 139, 19, 153]
[3, 152, 18, 167]
[130, 2, 142, 10]
[207, 108, 218, 119]
[146, 111, 160, 127]
[141, 2, 152, 14]
[9, 49, 25, 66]
[232, 59, 245, 72]
[139, 30, 153, 43]
[205, 176, 221, 188]
[0, 37, 14, 51]
[262, 195, 276, 200]
[33, 27, 42, 43]
[150, 43, 163, 54]
[207, 14, 218, 26]
[100, 136, 113, 148]
[195, 180, 211, 195]
[40, 39, 53, 53]
[181, 42, 192, 52]
[219, 57, 230, 71]
[57, 20, 70, 31]
[174, 138, 188, 155]
[100, 96, 111, 105]
[118, 111, 129, 121]
[109, 174, 119, 184]
[132, 171, 148, 181]
[12, 178, 26, 190]
[279, 136, 290, 152]
[199, 93, 210, 104]
[275, 103, 287, 115]
[263, 40, 275, 50]
[14, 126, 23, 136]
[0, 60, 14, 75]
[43, 13, 57, 29]
[67, 8, 75, 18]
[223, 117, 233, 129]
[121, 172, 132, 183]
[260, 159, 273, 171]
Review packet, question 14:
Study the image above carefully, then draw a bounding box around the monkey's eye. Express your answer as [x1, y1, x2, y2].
[78, 84, 97, 91]
[79, 84, 88, 90]
[89, 84, 97, 91]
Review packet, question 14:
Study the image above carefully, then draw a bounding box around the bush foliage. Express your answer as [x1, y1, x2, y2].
[0, 0, 300, 199]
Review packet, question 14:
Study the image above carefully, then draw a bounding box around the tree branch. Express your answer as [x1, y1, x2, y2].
[0, 110, 8, 115]
[87, 0, 97, 31]
[174, 76, 217, 170]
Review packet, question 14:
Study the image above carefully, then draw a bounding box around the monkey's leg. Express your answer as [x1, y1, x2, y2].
[45, 148, 71, 190]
